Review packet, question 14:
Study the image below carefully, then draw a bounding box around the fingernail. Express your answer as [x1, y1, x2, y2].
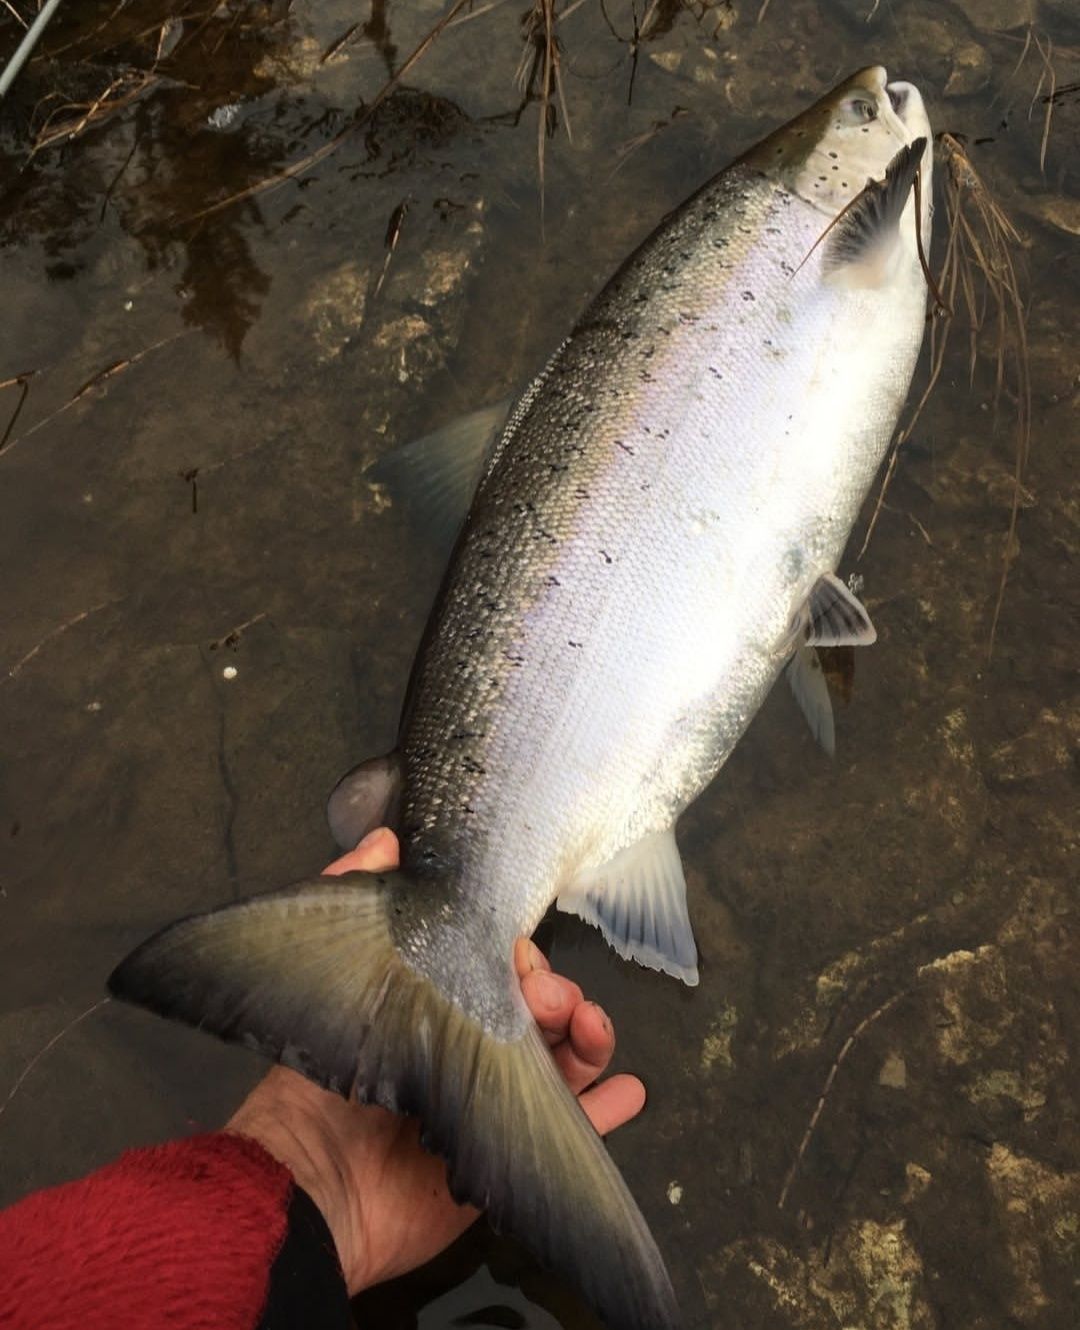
[534, 971, 563, 1012]
[592, 1002, 612, 1036]
[525, 939, 545, 972]
[356, 828, 387, 852]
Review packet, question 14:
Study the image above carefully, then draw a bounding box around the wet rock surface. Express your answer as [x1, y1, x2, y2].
[1, 2, 1077, 1328]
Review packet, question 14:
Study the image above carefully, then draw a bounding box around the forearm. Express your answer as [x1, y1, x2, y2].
[0, 1130, 350, 1330]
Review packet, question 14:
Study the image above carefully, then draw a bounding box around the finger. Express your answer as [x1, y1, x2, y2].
[578, 1074, 646, 1136]
[323, 828, 400, 876]
[514, 936, 552, 978]
[551, 1001, 614, 1093]
[520, 969, 584, 1045]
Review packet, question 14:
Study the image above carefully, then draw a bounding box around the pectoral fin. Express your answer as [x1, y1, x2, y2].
[803, 573, 876, 647]
[824, 136, 927, 288]
[366, 399, 512, 550]
[557, 829, 698, 986]
[787, 645, 836, 756]
[326, 751, 403, 850]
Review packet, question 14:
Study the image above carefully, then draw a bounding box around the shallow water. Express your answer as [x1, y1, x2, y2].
[1, 1, 1077, 1326]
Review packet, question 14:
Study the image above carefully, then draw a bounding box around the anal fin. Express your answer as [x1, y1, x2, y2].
[557, 829, 698, 986]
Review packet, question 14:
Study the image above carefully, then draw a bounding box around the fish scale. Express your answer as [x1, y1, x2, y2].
[399, 166, 927, 965]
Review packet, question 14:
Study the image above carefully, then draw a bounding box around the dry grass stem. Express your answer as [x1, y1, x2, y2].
[0, 1000, 112, 1123]
[609, 106, 688, 178]
[516, 0, 573, 222]
[1, 333, 190, 458]
[320, 21, 362, 65]
[0, 370, 37, 451]
[1029, 32, 1057, 174]
[3, 600, 116, 686]
[29, 69, 160, 156]
[858, 135, 1030, 657]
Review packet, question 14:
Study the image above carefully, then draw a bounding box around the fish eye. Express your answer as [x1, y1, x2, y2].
[838, 95, 878, 127]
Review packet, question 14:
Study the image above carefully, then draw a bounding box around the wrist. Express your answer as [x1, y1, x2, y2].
[226, 1068, 359, 1289]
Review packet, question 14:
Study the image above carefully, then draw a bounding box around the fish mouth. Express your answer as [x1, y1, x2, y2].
[887, 83, 909, 116]
[884, 76, 931, 150]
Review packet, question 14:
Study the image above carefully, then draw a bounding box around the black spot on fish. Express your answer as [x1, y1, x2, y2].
[742, 290, 755, 302]
[568, 640, 583, 649]
[545, 575, 561, 587]
[615, 441, 635, 455]
[599, 550, 613, 564]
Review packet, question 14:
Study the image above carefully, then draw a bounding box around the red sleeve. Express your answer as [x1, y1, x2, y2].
[0, 1132, 295, 1330]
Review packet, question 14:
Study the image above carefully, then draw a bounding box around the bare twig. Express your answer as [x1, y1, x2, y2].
[778, 991, 907, 1210]
[185, 0, 476, 225]
[3, 600, 115, 685]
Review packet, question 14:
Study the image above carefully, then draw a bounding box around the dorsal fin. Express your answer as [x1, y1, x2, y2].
[365, 399, 512, 551]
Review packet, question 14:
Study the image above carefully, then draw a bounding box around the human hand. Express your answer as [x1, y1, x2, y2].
[225, 828, 646, 1295]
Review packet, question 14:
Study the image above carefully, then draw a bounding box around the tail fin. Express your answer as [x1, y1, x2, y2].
[108, 873, 679, 1330]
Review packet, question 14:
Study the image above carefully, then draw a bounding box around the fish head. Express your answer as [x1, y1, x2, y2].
[748, 66, 932, 229]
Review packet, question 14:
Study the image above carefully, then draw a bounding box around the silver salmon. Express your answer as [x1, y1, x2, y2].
[110, 67, 933, 1329]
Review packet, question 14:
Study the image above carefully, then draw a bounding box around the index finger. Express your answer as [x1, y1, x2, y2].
[514, 936, 552, 977]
